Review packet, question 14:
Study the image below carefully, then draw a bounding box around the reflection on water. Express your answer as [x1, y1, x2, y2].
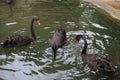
[0, 0, 120, 80]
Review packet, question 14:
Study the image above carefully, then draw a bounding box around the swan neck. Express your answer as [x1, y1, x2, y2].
[81, 37, 87, 55]
[31, 18, 36, 41]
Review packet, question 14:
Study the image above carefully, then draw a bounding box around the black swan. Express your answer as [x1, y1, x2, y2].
[4, 0, 13, 4]
[2, 16, 40, 48]
[49, 28, 66, 60]
[76, 35, 115, 73]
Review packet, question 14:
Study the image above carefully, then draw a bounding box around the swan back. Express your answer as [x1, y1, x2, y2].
[49, 28, 66, 60]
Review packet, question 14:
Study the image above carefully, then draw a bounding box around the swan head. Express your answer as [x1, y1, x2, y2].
[33, 16, 41, 25]
[75, 35, 83, 42]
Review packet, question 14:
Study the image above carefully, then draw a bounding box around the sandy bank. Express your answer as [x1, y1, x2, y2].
[84, 0, 120, 21]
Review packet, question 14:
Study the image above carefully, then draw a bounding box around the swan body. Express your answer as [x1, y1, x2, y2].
[76, 35, 115, 73]
[49, 28, 66, 60]
[2, 16, 40, 48]
[3, 35, 33, 48]
[4, 0, 13, 4]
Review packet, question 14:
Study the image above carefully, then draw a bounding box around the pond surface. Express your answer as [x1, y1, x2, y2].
[0, 0, 120, 80]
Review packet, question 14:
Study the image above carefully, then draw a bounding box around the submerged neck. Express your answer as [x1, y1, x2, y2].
[81, 36, 87, 55]
[31, 18, 36, 41]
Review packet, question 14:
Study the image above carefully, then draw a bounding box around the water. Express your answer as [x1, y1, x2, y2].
[0, 0, 120, 80]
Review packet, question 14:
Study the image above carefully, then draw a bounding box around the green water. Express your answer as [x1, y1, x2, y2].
[0, 0, 120, 80]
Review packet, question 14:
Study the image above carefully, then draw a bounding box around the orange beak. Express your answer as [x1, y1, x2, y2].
[36, 20, 41, 25]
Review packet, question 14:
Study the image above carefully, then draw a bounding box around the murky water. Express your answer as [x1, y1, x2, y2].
[0, 0, 120, 80]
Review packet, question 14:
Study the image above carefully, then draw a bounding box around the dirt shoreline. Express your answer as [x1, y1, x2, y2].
[84, 0, 120, 21]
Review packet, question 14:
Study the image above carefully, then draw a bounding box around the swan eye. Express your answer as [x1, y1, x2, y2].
[36, 20, 40, 25]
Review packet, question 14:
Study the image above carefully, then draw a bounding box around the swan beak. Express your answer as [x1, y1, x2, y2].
[36, 20, 41, 25]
